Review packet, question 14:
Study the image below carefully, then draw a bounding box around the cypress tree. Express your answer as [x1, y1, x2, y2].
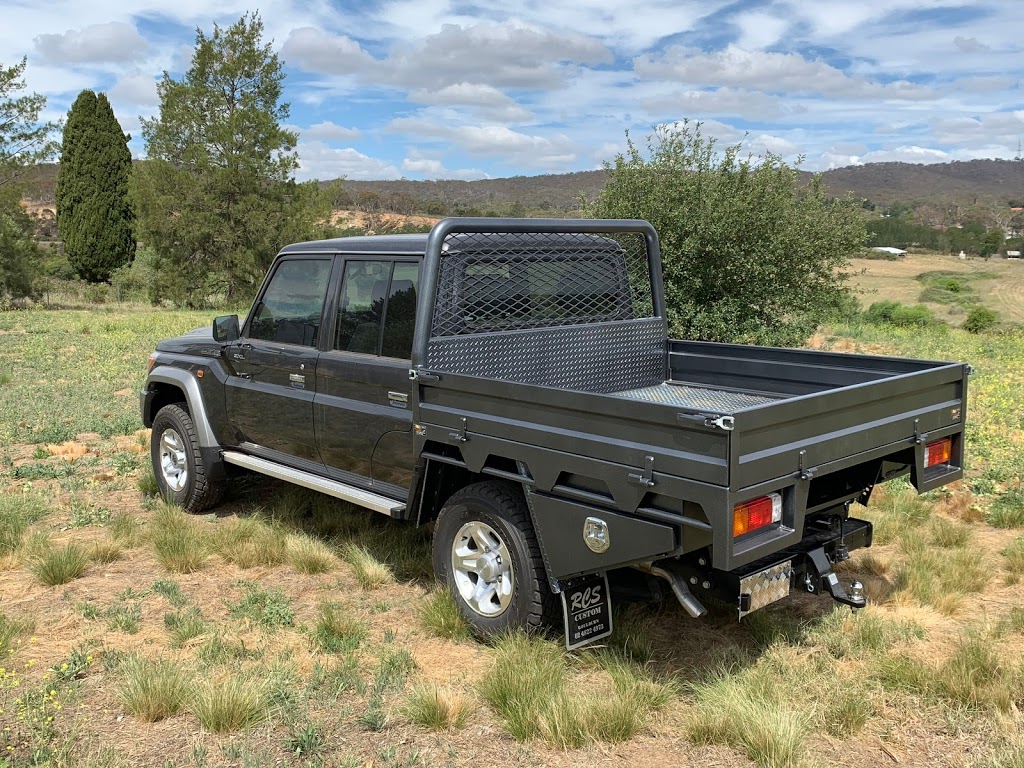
[56, 90, 135, 282]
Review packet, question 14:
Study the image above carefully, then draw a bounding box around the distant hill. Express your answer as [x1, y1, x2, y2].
[21, 159, 1024, 214]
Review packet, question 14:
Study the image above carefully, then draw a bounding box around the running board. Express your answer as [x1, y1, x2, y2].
[221, 451, 406, 517]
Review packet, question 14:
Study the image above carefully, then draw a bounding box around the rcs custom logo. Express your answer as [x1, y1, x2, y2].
[569, 584, 603, 612]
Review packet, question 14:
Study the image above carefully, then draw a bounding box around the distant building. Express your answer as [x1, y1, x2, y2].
[1007, 250, 1022, 259]
[871, 246, 907, 258]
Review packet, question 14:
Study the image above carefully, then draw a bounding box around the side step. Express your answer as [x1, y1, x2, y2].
[221, 451, 406, 517]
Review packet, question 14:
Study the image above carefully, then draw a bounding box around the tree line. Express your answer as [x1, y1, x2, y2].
[1, 14, 868, 347]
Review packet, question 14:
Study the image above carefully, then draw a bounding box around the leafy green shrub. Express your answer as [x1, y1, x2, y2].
[962, 306, 999, 334]
[864, 300, 936, 328]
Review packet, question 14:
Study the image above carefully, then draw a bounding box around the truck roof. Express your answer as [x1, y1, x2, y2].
[279, 233, 430, 256]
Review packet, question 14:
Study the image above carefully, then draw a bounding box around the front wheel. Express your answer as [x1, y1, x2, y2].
[150, 404, 224, 513]
[432, 481, 557, 636]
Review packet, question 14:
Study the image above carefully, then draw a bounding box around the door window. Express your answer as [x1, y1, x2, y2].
[249, 259, 331, 346]
[381, 262, 419, 359]
[335, 261, 419, 358]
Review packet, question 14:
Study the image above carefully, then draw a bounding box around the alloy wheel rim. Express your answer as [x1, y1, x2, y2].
[159, 428, 188, 493]
[451, 521, 515, 617]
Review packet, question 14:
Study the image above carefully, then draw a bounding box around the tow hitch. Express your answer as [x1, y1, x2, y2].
[805, 547, 866, 612]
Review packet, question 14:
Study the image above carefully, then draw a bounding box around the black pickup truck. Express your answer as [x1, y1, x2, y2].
[141, 218, 969, 647]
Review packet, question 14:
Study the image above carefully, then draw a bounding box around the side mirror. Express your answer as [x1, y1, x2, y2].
[213, 314, 240, 343]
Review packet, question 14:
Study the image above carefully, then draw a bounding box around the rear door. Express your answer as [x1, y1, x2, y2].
[224, 256, 333, 463]
[315, 259, 420, 493]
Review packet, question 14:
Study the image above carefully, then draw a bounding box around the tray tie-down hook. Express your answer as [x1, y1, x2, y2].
[677, 413, 735, 431]
[805, 547, 865, 612]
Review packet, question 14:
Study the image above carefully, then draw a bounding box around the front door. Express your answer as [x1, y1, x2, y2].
[315, 259, 419, 492]
[224, 256, 333, 464]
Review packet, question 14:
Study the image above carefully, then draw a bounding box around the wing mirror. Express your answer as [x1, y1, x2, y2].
[213, 314, 240, 343]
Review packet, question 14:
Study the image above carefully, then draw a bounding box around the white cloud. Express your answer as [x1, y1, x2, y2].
[734, 11, 789, 50]
[400, 154, 489, 180]
[300, 121, 362, 142]
[386, 20, 614, 90]
[281, 27, 378, 76]
[636, 45, 934, 101]
[296, 141, 401, 181]
[108, 72, 158, 106]
[645, 87, 795, 121]
[34, 22, 147, 64]
[388, 117, 577, 168]
[409, 83, 532, 121]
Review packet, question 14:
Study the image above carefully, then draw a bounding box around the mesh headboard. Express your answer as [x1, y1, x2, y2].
[425, 230, 666, 393]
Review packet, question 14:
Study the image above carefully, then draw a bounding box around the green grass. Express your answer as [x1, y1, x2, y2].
[1003, 538, 1024, 578]
[150, 502, 209, 573]
[151, 578, 188, 607]
[29, 542, 90, 586]
[476, 632, 673, 746]
[0, 493, 50, 556]
[0, 308, 217, 447]
[164, 607, 208, 647]
[875, 634, 1023, 712]
[216, 516, 287, 569]
[989, 489, 1024, 528]
[108, 510, 144, 547]
[417, 589, 471, 640]
[226, 582, 295, 628]
[191, 675, 267, 733]
[311, 602, 367, 654]
[117, 655, 192, 722]
[892, 537, 990, 614]
[804, 608, 924, 658]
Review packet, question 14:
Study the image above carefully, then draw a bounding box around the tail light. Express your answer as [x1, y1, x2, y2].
[925, 437, 952, 468]
[733, 493, 783, 538]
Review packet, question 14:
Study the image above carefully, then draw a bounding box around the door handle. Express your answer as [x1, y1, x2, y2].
[388, 391, 409, 407]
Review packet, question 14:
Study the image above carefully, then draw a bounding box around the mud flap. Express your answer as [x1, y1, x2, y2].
[561, 572, 613, 650]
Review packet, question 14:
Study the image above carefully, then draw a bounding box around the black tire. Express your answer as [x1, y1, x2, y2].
[432, 480, 558, 636]
[150, 404, 224, 513]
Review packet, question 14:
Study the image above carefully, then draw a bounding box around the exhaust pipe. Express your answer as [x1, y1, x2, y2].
[638, 563, 707, 618]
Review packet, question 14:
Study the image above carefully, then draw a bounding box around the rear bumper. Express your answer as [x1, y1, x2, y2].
[668, 517, 873, 616]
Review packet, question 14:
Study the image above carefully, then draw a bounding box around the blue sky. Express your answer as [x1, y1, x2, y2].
[3, 0, 1023, 181]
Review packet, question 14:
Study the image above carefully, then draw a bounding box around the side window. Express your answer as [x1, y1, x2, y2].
[249, 259, 331, 346]
[381, 262, 419, 359]
[334, 260, 420, 358]
[335, 261, 391, 353]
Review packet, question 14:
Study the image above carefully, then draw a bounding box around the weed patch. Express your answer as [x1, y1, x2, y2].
[311, 602, 367, 654]
[227, 582, 295, 628]
[164, 607, 208, 647]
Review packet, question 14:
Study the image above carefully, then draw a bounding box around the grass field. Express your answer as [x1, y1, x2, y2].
[848, 251, 1024, 326]
[0, 292, 1023, 768]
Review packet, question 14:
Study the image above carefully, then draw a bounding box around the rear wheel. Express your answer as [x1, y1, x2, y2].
[150, 404, 224, 513]
[432, 481, 557, 635]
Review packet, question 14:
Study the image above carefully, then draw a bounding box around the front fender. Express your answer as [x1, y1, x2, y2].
[143, 365, 219, 448]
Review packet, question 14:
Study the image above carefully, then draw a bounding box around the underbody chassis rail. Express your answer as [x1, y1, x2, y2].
[651, 517, 873, 618]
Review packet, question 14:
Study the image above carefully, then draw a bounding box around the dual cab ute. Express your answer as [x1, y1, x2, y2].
[141, 218, 969, 647]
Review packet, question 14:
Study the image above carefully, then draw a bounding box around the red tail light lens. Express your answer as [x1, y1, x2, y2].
[733, 493, 783, 538]
[925, 438, 952, 468]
